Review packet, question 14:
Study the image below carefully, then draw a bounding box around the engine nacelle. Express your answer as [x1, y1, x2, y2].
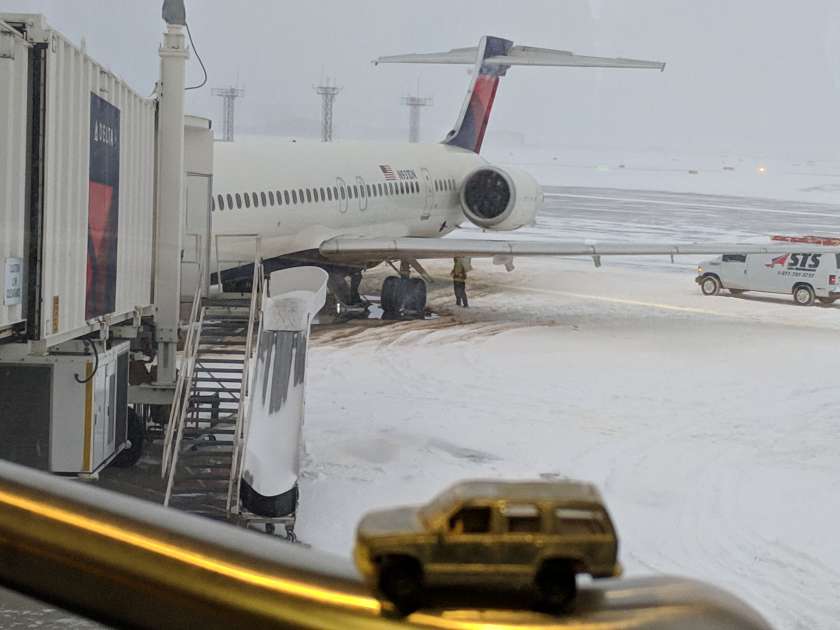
[459, 165, 542, 231]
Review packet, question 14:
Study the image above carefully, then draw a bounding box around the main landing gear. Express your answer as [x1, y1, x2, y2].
[381, 261, 427, 319]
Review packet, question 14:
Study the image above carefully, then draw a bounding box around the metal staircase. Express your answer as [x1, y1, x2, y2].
[162, 244, 262, 521]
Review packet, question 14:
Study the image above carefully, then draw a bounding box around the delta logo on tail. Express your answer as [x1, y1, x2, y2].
[766, 254, 789, 268]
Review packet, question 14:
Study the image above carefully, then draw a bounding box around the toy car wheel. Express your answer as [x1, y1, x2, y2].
[700, 275, 721, 296]
[793, 284, 815, 306]
[378, 557, 424, 616]
[535, 561, 577, 611]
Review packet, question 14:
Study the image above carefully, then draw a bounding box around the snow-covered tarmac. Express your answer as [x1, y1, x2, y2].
[298, 188, 840, 630]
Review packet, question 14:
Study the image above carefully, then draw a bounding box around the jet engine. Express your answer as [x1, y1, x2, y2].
[459, 165, 542, 231]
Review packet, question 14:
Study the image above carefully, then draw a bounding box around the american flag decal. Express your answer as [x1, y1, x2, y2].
[379, 164, 397, 180]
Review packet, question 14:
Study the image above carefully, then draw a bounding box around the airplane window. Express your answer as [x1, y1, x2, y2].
[306, 189, 312, 203]
[340, 187, 345, 200]
[388, 182, 394, 195]
[227, 193, 234, 209]
[234, 193, 241, 208]
[400, 182, 405, 195]
[261, 192, 267, 206]
[320, 187, 326, 201]
[378, 183, 383, 196]
[244, 193, 251, 208]
[291, 190, 298, 204]
[353, 185, 359, 198]
[314, 189, 320, 202]
[251, 192, 258, 206]
[284, 190, 290, 205]
[435, 180, 440, 192]
[299, 189, 305, 203]
[327, 187, 333, 201]
[275, 190, 282, 205]
[210, 196, 215, 211]
[366, 184, 372, 197]
[333, 186, 338, 200]
[217, 194, 224, 211]
[268, 191, 275, 206]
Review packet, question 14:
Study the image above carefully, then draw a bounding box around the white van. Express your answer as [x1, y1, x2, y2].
[696, 252, 840, 305]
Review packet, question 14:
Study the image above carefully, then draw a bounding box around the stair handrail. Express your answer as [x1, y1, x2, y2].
[161, 261, 204, 478]
[226, 237, 263, 517]
[163, 306, 206, 505]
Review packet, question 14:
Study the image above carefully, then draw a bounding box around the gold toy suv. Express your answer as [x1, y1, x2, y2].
[354, 480, 621, 614]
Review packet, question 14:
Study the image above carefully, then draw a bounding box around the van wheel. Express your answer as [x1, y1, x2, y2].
[817, 297, 837, 305]
[793, 284, 815, 306]
[378, 556, 424, 616]
[700, 275, 721, 296]
[535, 560, 577, 612]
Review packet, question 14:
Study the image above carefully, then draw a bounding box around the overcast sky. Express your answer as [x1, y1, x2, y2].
[3, 0, 840, 158]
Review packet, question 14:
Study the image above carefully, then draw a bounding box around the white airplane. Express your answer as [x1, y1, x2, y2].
[212, 36, 818, 315]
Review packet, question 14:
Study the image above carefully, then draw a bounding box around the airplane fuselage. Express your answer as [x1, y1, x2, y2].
[212, 138, 487, 269]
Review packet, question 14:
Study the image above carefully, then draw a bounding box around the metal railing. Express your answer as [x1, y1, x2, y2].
[0, 457, 773, 630]
[161, 262, 205, 481]
[163, 306, 206, 505]
[226, 237, 263, 517]
[213, 233, 260, 291]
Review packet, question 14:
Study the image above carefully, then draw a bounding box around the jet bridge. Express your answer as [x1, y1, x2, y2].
[0, 10, 213, 474]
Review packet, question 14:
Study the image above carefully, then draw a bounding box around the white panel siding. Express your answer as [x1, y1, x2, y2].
[0, 22, 29, 333]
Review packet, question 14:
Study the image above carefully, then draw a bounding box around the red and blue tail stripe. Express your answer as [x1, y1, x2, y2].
[444, 36, 513, 154]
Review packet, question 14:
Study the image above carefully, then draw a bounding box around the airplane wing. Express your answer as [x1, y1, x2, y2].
[375, 45, 665, 71]
[319, 237, 836, 261]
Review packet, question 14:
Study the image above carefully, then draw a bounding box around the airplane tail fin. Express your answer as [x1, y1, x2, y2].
[375, 36, 666, 154]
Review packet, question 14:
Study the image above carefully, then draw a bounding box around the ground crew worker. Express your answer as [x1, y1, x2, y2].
[451, 257, 469, 307]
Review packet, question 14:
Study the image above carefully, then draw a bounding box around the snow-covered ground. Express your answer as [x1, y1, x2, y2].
[298, 188, 840, 630]
[483, 144, 840, 205]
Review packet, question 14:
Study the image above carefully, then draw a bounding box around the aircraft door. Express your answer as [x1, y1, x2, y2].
[356, 176, 368, 212]
[420, 167, 434, 220]
[336, 177, 349, 214]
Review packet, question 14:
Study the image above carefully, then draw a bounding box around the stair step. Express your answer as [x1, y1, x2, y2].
[192, 376, 242, 382]
[186, 410, 238, 417]
[181, 441, 234, 451]
[169, 494, 229, 504]
[187, 406, 239, 423]
[185, 428, 236, 436]
[189, 389, 240, 395]
[176, 476, 231, 484]
[180, 463, 234, 472]
[178, 456, 233, 465]
[196, 349, 245, 356]
[195, 358, 245, 365]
